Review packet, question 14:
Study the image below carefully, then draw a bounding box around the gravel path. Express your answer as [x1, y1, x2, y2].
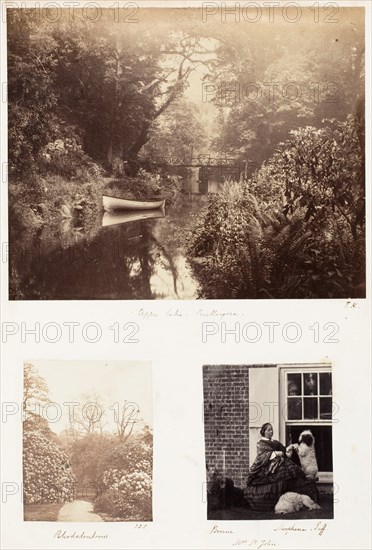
[57, 500, 104, 522]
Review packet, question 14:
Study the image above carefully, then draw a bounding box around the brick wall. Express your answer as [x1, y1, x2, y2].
[203, 365, 250, 489]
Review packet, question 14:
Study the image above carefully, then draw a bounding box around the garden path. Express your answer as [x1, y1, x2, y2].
[57, 500, 104, 522]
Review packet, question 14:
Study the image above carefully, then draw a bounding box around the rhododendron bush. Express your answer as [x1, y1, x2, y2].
[95, 438, 152, 520]
[23, 428, 76, 504]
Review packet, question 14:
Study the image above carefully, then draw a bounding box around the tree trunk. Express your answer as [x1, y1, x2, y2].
[125, 124, 151, 175]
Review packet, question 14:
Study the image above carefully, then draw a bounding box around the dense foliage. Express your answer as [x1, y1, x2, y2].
[208, 17, 365, 170]
[61, 399, 153, 521]
[23, 364, 76, 504]
[7, 9, 209, 177]
[23, 364, 153, 519]
[8, 8, 365, 299]
[94, 433, 153, 520]
[188, 117, 365, 299]
[23, 427, 76, 504]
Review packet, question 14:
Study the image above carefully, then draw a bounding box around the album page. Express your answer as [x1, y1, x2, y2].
[1, 1, 371, 549]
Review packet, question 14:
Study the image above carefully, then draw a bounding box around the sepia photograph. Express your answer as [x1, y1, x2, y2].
[23, 360, 153, 522]
[203, 363, 334, 520]
[7, 6, 365, 299]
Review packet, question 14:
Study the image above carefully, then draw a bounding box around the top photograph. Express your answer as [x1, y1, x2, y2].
[7, 5, 365, 300]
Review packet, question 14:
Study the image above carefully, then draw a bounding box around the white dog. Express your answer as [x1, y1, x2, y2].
[275, 492, 321, 514]
[293, 430, 319, 479]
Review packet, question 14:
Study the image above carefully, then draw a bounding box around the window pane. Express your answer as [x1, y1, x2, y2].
[304, 397, 318, 419]
[320, 373, 332, 395]
[285, 425, 333, 472]
[287, 373, 301, 396]
[320, 397, 332, 419]
[287, 397, 302, 420]
[303, 373, 318, 395]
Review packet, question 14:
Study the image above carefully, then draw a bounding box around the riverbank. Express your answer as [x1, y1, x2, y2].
[9, 169, 183, 235]
[8, 169, 199, 300]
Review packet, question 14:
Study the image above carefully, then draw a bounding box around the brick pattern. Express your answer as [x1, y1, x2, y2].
[203, 365, 250, 489]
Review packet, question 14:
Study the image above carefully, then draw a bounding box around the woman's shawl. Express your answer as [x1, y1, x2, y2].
[248, 439, 286, 476]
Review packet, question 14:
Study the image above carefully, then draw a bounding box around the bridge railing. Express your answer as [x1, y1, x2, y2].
[150, 156, 251, 167]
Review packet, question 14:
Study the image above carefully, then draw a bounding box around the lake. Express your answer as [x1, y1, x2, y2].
[9, 178, 220, 300]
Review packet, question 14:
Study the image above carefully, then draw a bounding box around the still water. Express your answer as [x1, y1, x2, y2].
[10, 184, 216, 300]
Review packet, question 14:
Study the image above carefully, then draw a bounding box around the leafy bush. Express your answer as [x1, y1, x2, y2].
[9, 175, 104, 232]
[8, 12, 59, 176]
[104, 169, 182, 206]
[95, 473, 152, 521]
[94, 437, 152, 520]
[23, 426, 76, 504]
[188, 117, 365, 298]
[40, 135, 103, 181]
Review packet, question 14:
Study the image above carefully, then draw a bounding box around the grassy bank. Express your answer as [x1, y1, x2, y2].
[24, 503, 64, 521]
[9, 174, 104, 234]
[9, 169, 182, 234]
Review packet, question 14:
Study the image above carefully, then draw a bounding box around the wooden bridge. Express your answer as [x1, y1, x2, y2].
[142, 156, 259, 185]
[150, 155, 246, 168]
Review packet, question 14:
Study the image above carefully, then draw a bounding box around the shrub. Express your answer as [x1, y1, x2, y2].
[40, 135, 103, 182]
[94, 438, 152, 521]
[95, 472, 152, 521]
[188, 118, 365, 299]
[104, 169, 182, 206]
[23, 427, 76, 504]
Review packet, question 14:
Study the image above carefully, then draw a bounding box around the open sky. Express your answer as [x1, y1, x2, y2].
[27, 360, 153, 434]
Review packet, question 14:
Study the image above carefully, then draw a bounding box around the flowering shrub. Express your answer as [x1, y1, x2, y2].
[94, 438, 152, 520]
[23, 428, 76, 504]
[95, 471, 152, 521]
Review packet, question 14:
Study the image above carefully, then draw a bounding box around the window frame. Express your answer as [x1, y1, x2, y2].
[279, 364, 333, 484]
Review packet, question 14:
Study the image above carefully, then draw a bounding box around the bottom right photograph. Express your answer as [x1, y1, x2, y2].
[203, 363, 334, 520]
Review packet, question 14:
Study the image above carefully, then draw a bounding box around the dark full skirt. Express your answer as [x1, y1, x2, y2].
[244, 458, 317, 511]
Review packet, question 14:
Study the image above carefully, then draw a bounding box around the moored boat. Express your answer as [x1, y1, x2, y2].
[103, 195, 165, 212]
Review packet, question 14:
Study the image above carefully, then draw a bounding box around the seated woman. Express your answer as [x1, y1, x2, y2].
[244, 422, 317, 511]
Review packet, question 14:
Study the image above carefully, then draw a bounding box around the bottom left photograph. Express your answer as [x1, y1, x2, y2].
[23, 360, 153, 522]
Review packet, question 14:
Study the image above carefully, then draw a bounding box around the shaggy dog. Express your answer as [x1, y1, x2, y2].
[293, 430, 319, 479]
[275, 492, 321, 514]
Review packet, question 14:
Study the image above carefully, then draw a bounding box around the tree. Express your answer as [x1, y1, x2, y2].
[142, 99, 207, 160]
[7, 10, 59, 176]
[66, 433, 112, 496]
[207, 13, 364, 169]
[23, 362, 50, 427]
[8, 9, 215, 176]
[67, 392, 107, 436]
[47, 12, 213, 172]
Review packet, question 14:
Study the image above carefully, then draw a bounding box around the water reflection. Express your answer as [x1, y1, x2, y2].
[102, 209, 165, 227]
[10, 195, 206, 300]
[183, 168, 223, 196]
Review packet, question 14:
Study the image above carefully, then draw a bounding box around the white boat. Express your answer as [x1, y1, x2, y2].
[103, 195, 166, 212]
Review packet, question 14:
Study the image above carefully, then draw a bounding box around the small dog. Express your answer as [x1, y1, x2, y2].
[293, 430, 319, 479]
[275, 492, 321, 514]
